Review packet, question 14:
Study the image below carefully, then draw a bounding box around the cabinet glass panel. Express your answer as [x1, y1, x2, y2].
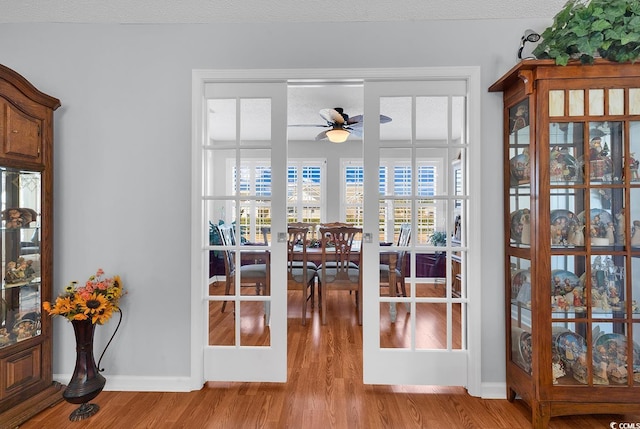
[630, 122, 640, 182]
[629, 188, 640, 249]
[591, 322, 638, 386]
[551, 320, 588, 385]
[588, 188, 623, 248]
[0, 168, 42, 349]
[588, 121, 622, 185]
[510, 256, 532, 374]
[590, 255, 626, 317]
[632, 256, 640, 320]
[508, 100, 530, 175]
[551, 255, 586, 316]
[549, 122, 584, 184]
[550, 188, 585, 248]
[509, 99, 531, 248]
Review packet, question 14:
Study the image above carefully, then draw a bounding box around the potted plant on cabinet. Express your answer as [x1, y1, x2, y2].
[532, 0, 640, 65]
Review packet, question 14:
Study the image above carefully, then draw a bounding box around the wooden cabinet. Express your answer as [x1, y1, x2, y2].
[0, 64, 62, 427]
[490, 60, 640, 428]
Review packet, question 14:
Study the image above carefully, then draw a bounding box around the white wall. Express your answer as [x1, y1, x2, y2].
[0, 19, 552, 393]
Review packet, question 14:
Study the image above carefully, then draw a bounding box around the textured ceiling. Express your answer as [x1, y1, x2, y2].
[1, 0, 566, 24]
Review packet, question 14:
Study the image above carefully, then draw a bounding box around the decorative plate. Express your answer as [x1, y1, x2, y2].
[577, 208, 613, 226]
[511, 269, 531, 304]
[510, 209, 531, 245]
[550, 209, 580, 246]
[593, 333, 640, 384]
[550, 149, 580, 182]
[509, 152, 530, 185]
[518, 330, 533, 374]
[551, 269, 580, 296]
[556, 331, 587, 383]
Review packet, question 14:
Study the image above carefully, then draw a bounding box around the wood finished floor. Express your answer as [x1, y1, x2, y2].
[18, 290, 640, 428]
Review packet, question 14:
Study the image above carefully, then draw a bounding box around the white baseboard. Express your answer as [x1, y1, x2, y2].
[53, 373, 507, 398]
[480, 381, 507, 399]
[54, 374, 201, 392]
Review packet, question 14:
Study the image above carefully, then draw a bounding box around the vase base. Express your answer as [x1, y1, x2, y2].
[69, 402, 100, 421]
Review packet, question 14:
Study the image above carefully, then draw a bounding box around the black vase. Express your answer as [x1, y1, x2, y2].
[62, 319, 106, 421]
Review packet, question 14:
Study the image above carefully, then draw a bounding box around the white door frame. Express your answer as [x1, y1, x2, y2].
[190, 67, 482, 396]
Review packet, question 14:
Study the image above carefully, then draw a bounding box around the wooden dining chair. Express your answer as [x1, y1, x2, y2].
[379, 223, 411, 322]
[318, 226, 362, 325]
[216, 224, 270, 319]
[380, 223, 411, 298]
[287, 225, 317, 325]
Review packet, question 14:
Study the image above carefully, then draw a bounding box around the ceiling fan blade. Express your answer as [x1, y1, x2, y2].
[346, 114, 392, 126]
[346, 115, 363, 125]
[319, 108, 345, 125]
[289, 124, 329, 128]
[315, 130, 329, 141]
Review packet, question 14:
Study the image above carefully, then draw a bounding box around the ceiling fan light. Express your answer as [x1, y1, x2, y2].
[326, 129, 350, 143]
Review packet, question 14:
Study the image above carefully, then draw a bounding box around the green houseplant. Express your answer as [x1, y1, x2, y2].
[532, 0, 640, 65]
[429, 230, 448, 247]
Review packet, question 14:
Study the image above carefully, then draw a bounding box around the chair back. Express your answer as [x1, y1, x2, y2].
[396, 223, 411, 274]
[216, 224, 236, 276]
[397, 223, 411, 247]
[287, 226, 314, 284]
[260, 226, 271, 245]
[319, 226, 361, 283]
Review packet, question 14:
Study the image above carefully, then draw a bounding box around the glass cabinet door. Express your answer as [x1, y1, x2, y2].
[549, 117, 637, 386]
[0, 168, 41, 349]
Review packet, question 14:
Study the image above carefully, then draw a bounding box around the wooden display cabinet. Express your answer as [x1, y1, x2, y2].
[0, 64, 62, 427]
[490, 60, 640, 428]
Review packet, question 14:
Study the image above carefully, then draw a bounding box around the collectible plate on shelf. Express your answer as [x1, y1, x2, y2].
[578, 208, 613, 245]
[509, 152, 530, 185]
[551, 269, 580, 296]
[593, 333, 640, 384]
[550, 148, 580, 182]
[556, 331, 587, 383]
[577, 208, 613, 226]
[550, 209, 581, 246]
[511, 269, 531, 305]
[518, 330, 533, 374]
[510, 209, 531, 245]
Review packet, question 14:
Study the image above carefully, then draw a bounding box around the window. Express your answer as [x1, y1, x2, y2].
[344, 159, 439, 242]
[231, 159, 272, 243]
[228, 159, 324, 243]
[287, 160, 324, 224]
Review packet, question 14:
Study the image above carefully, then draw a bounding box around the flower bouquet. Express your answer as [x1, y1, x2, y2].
[43, 268, 124, 324]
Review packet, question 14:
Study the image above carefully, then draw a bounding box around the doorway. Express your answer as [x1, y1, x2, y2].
[191, 67, 482, 394]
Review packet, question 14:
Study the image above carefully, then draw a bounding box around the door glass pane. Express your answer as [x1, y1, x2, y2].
[240, 98, 271, 143]
[416, 96, 448, 142]
[207, 99, 236, 146]
[206, 96, 273, 349]
[380, 97, 411, 142]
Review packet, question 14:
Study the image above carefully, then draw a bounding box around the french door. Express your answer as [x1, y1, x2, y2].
[192, 68, 481, 393]
[193, 78, 288, 382]
[362, 78, 481, 392]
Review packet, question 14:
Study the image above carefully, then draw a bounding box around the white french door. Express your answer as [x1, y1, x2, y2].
[191, 68, 481, 392]
[192, 77, 288, 382]
[362, 77, 481, 393]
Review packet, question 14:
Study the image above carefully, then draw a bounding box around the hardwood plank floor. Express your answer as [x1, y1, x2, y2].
[17, 291, 640, 428]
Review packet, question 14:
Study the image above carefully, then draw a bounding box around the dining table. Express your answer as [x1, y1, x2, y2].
[238, 242, 402, 322]
[291, 243, 402, 322]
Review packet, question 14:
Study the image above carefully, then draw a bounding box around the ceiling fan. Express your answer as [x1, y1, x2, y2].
[290, 107, 392, 143]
